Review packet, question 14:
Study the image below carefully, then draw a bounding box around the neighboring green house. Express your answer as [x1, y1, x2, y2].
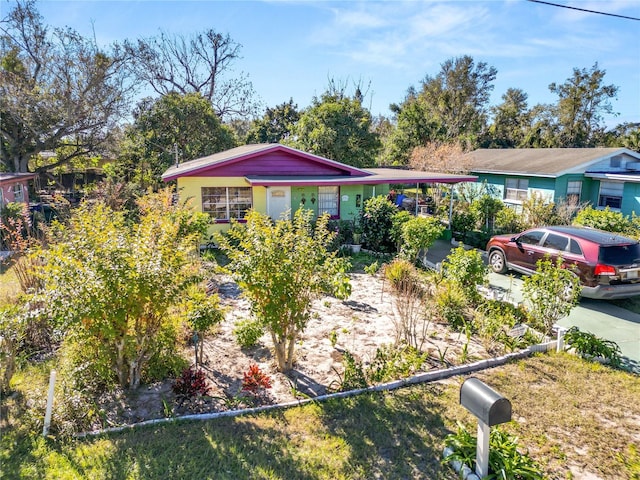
[162, 143, 477, 237]
[464, 148, 640, 217]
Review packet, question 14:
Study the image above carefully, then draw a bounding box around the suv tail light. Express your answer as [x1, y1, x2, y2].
[595, 264, 616, 276]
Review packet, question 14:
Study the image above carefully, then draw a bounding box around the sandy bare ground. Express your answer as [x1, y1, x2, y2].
[109, 270, 490, 424]
[196, 270, 488, 408]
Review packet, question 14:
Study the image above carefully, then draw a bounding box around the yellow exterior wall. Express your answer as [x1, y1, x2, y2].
[177, 176, 264, 237]
[176, 176, 392, 240]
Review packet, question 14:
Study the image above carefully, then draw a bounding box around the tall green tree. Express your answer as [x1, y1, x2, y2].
[521, 104, 560, 148]
[246, 99, 300, 144]
[37, 189, 209, 390]
[0, 0, 133, 173]
[380, 90, 440, 165]
[419, 55, 497, 146]
[287, 88, 381, 167]
[124, 29, 258, 121]
[118, 92, 236, 189]
[549, 63, 618, 147]
[486, 88, 531, 148]
[604, 122, 640, 151]
[216, 209, 351, 372]
[382, 56, 497, 165]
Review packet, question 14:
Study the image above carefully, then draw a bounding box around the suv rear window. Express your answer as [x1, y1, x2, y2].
[599, 243, 640, 265]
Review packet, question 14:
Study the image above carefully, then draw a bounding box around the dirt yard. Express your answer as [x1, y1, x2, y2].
[199, 271, 487, 405]
[108, 270, 490, 425]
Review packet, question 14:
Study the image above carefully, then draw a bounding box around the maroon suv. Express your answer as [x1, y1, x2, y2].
[486, 226, 640, 300]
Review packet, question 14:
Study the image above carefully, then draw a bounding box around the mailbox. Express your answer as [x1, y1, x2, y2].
[460, 377, 511, 426]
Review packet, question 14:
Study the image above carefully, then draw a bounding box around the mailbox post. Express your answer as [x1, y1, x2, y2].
[460, 377, 512, 478]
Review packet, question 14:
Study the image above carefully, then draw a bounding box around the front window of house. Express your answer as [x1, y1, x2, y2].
[201, 187, 252, 221]
[504, 178, 528, 202]
[317, 186, 339, 217]
[566, 181, 582, 204]
[598, 181, 623, 210]
[12, 183, 24, 202]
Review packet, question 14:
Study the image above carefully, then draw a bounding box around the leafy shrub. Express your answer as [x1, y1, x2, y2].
[366, 344, 428, 383]
[185, 288, 224, 364]
[442, 246, 487, 303]
[564, 326, 622, 367]
[475, 300, 536, 353]
[173, 366, 210, 397]
[522, 256, 580, 336]
[359, 195, 398, 253]
[434, 279, 469, 331]
[495, 207, 524, 234]
[327, 219, 353, 248]
[451, 210, 477, 239]
[444, 422, 543, 479]
[469, 195, 504, 233]
[573, 206, 634, 234]
[233, 318, 265, 349]
[399, 216, 444, 264]
[143, 317, 189, 382]
[332, 350, 368, 392]
[384, 258, 422, 296]
[241, 364, 272, 395]
[462, 229, 492, 250]
[390, 210, 412, 250]
[521, 192, 558, 229]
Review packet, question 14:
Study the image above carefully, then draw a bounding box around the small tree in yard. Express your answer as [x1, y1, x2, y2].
[441, 246, 488, 303]
[522, 256, 580, 336]
[216, 209, 351, 372]
[399, 216, 444, 265]
[184, 288, 225, 366]
[37, 189, 208, 390]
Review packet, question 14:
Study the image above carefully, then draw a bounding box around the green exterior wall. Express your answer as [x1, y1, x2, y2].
[622, 183, 640, 215]
[474, 172, 640, 217]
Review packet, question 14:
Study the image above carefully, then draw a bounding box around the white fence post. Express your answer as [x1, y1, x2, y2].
[42, 369, 56, 437]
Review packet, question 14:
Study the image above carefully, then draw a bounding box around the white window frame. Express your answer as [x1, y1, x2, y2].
[566, 181, 582, 204]
[504, 178, 528, 202]
[12, 183, 24, 202]
[317, 186, 339, 218]
[201, 186, 252, 221]
[598, 181, 623, 210]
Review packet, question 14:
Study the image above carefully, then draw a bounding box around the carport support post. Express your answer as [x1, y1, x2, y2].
[476, 420, 490, 478]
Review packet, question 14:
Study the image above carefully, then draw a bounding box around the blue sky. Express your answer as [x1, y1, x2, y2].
[10, 0, 640, 128]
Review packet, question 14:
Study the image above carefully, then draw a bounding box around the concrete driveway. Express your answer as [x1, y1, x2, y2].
[425, 240, 640, 373]
[487, 272, 640, 373]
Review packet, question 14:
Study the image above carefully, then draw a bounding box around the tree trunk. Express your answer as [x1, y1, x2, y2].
[285, 335, 297, 371]
[114, 339, 128, 388]
[271, 331, 287, 372]
[198, 333, 205, 365]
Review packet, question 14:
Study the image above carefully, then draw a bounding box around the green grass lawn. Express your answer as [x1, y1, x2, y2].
[2, 353, 639, 480]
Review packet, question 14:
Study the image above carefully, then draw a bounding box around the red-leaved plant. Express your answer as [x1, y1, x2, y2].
[241, 364, 272, 395]
[173, 366, 210, 397]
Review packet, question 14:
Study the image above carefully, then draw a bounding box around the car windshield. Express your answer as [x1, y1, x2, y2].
[599, 243, 640, 265]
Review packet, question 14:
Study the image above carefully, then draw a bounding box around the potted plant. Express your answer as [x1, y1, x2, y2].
[351, 222, 362, 253]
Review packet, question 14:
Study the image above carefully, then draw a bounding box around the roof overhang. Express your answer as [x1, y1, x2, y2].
[0, 172, 37, 185]
[585, 173, 640, 183]
[245, 170, 477, 187]
[471, 169, 556, 178]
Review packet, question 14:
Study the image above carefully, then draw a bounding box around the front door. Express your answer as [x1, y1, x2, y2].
[267, 186, 291, 220]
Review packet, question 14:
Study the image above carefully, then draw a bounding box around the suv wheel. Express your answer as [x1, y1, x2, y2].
[489, 250, 508, 274]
